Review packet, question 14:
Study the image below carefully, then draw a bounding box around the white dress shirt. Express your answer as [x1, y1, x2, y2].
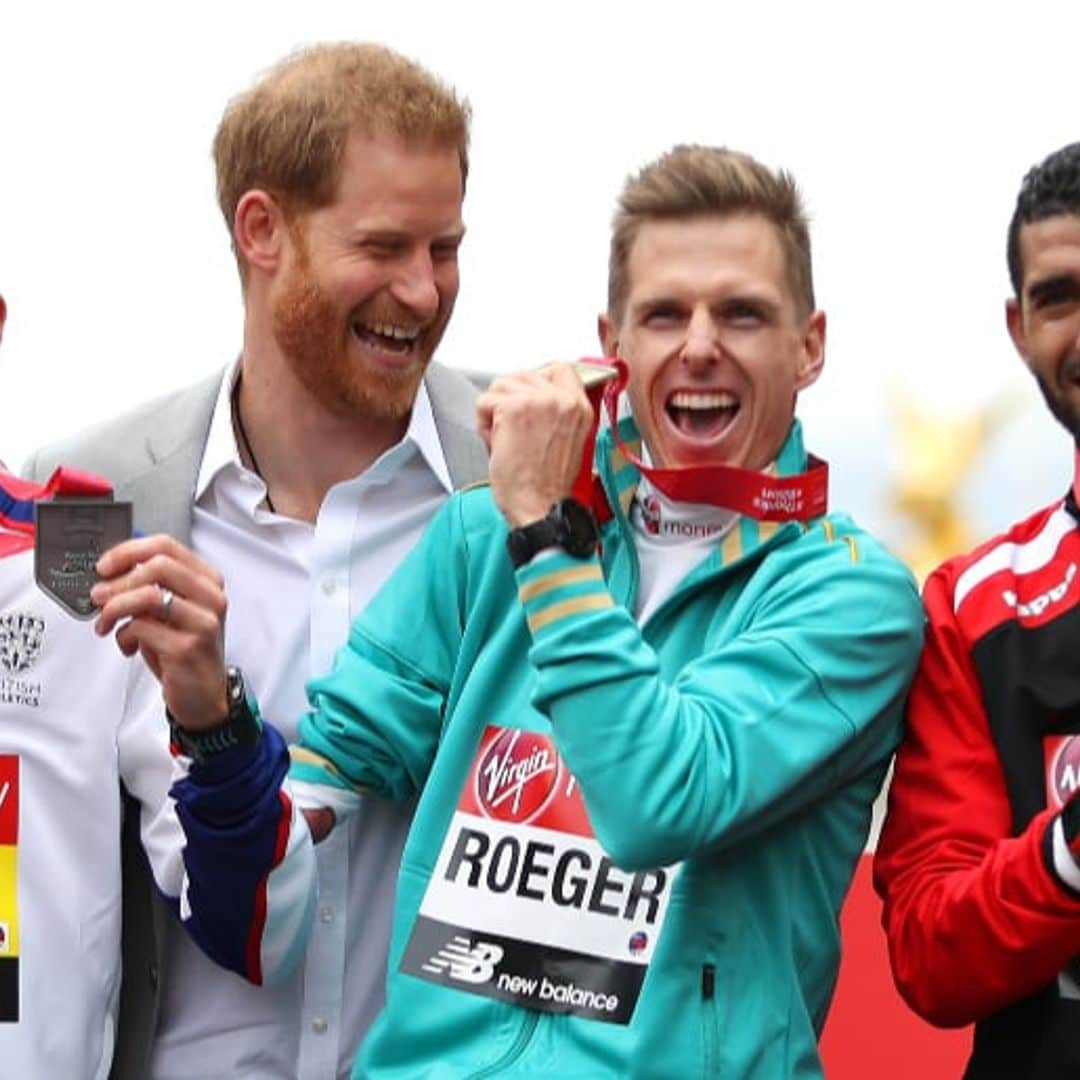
[150, 366, 453, 1080]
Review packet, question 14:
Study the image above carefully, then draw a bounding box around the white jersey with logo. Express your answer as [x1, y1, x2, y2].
[0, 543, 180, 1079]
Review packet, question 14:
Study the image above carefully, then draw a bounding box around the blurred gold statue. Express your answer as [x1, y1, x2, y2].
[890, 389, 1014, 585]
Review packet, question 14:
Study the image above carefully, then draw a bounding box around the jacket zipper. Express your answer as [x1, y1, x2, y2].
[702, 963, 717, 1078]
[466, 1009, 540, 1079]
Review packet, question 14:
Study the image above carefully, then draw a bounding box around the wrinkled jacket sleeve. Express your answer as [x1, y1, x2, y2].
[119, 659, 316, 986]
[516, 529, 924, 870]
[874, 566, 1080, 1026]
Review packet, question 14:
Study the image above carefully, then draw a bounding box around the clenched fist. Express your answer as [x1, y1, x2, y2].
[477, 363, 594, 527]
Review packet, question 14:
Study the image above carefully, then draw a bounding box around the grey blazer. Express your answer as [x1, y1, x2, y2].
[24, 361, 488, 1080]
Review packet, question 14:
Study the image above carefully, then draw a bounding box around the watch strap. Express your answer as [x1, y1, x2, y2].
[507, 515, 561, 569]
[169, 666, 261, 763]
[506, 498, 599, 569]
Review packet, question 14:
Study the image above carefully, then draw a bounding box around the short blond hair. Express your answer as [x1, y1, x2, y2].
[214, 42, 470, 265]
[607, 145, 814, 322]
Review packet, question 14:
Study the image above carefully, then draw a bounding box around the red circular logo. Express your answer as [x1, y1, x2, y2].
[1052, 736, 1080, 808]
[474, 728, 562, 824]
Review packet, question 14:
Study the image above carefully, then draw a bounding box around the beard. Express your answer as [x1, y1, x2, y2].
[1034, 356, 1080, 443]
[270, 249, 436, 422]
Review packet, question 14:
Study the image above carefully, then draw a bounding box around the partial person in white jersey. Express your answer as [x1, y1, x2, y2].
[0, 292, 192, 1078]
[23, 43, 487, 1080]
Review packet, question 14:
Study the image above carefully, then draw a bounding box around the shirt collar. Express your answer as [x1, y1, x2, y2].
[194, 361, 453, 502]
[408, 380, 453, 493]
[194, 361, 243, 501]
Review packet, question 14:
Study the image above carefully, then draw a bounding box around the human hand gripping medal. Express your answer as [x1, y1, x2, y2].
[482, 358, 828, 538]
[584, 357, 829, 524]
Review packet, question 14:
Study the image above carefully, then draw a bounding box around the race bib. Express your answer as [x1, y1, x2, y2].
[399, 726, 678, 1024]
[0, 755, 18, 1022]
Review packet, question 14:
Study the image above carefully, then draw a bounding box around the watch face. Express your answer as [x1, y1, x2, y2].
[556, 499, 598, 556]
[507, 530, 531, 566]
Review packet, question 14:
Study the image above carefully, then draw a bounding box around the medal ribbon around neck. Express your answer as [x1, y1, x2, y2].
[568, 359, 829, 526]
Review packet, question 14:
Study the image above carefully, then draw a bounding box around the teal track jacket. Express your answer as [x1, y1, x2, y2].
[281, 419, 923, 1079]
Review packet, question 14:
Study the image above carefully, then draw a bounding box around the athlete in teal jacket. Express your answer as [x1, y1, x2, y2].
[284, 416, 922, 1079]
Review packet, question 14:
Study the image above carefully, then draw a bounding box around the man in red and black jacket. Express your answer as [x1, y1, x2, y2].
[876, 141, 1080, 1079]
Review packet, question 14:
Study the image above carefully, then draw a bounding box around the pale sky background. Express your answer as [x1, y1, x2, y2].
[1, 0, 1077, 555]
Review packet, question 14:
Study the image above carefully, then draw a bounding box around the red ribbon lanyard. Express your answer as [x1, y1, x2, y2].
[0, 466, 114, 503]
[572, 358, 829, 525]
[0, 467, 115, 556]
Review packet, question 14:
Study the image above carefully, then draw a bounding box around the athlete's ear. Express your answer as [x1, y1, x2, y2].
[1006, 296, 1032, 369]
[794, 310, 825, 392]
[599, 312, 619, 358]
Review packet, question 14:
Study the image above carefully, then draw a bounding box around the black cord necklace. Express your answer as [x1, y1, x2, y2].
[231, 374, 276, 513]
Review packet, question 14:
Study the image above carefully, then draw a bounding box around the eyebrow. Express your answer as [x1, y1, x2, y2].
[632, 288, 779, 313]
[1027, 274, 1080, 306]
[349, 223, 466, 244]
[633, 294, 683, 311]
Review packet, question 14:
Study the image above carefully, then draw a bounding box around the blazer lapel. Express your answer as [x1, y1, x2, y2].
[424, 363, 488, 489]
[121, 370, 221, 544]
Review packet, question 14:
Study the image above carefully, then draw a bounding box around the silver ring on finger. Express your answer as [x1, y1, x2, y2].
[159, 587, 175, 623]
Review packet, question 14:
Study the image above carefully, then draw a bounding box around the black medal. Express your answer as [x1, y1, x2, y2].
[34, 498, 133, 618]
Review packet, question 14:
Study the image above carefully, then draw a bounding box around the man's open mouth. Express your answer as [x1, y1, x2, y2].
[351, 319, 422, 356]
[665, 390, 740, 440]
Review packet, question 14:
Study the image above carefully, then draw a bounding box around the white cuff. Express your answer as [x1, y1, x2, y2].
[1051, 816, 1080, 891]
[287, 778, 362, 823]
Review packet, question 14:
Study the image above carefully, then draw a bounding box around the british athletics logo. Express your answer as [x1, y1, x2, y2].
[399, 726, 679, 1025]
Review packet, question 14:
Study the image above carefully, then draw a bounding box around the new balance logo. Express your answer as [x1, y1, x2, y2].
[421, 936, 504, 985]
[1003, 563, 1077, 619]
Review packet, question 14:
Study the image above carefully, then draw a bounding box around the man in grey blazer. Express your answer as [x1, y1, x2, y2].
[25, 43, 486, 1080]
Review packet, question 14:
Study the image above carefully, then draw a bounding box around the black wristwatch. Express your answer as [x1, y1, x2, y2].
[169, 666, 261, 763]
[506, 498, 599, 569]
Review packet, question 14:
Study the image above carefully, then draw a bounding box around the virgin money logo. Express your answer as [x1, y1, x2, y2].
[475, 729, 561, 824]
[1050, 735, 1080, 808]
[641, 495, 661, 536]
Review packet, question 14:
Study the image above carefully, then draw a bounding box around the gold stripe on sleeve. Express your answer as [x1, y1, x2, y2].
[289, 745, 343, 779]
[526, 594, 614, 633]
[519, 563, 604, 603]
